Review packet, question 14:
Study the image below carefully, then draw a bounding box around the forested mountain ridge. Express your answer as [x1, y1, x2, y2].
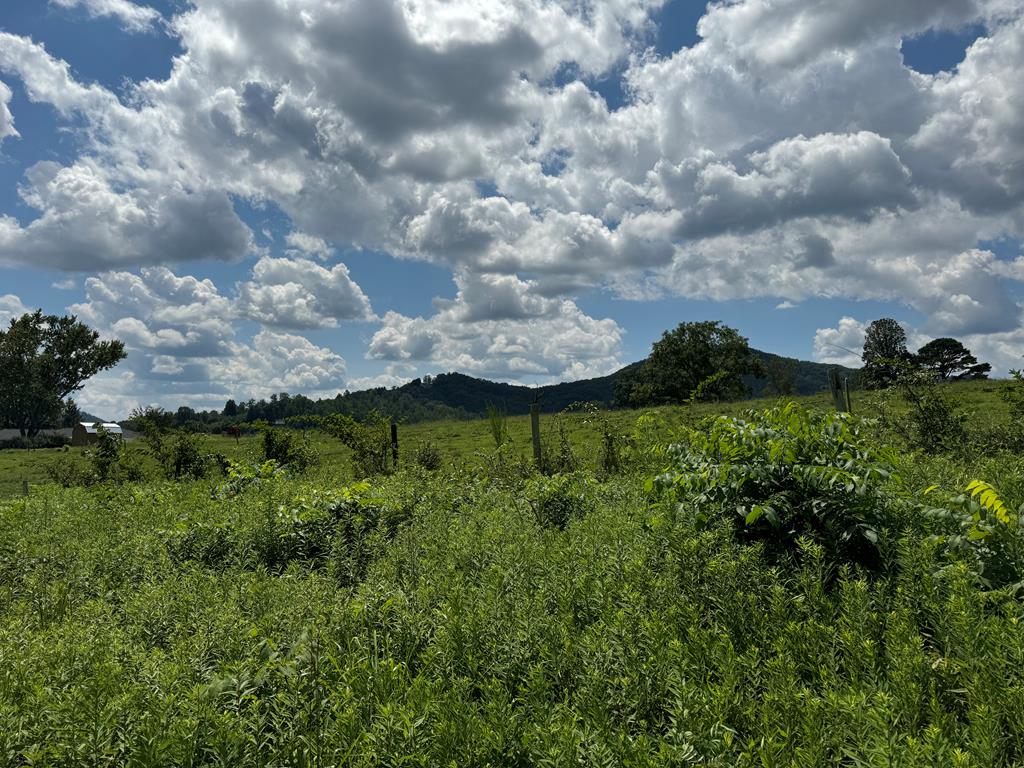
[393, 350, 857, 416]
[120, 349, 858, 429]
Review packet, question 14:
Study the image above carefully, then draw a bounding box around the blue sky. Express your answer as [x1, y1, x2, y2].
[1, 0, 1022, 416]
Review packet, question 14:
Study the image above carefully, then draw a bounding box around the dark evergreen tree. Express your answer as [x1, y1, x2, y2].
[915, 338, 991, 380]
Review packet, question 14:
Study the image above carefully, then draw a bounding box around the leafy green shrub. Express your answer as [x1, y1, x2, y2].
[485, 403, 509, 449]
[44, 455, 94, 487]
[317, 412, 394, 477]
[413, 440, 443, 471]
[164, 431, 212, 480]
[213, 459, 285, 498]
[260, 425, 315, 472]
[568, 401, 626, 476]
[0, 434, 70, 450]
[890, 368, 968, 454]
[163, 520, 237, 569]
[167, 483, 400, 585]
[138, 419, 214, 480]
[650, 404, 896, 570]
[990, 369, 1024, 450]
[538, 415, 579, 475]
[526, 473, 594, 530]
[476, 443, 535, 488]
[920, 479, 1024, 589]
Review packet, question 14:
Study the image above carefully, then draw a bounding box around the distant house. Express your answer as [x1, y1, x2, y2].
[71, 422, 123, 447]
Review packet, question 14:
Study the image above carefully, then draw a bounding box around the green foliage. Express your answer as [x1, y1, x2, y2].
[412, 439, 443, 471]
[214, 459, 286, 499]
[484, 402, 508, 449]
[140, 421, 215, 481]
[861, 318, 912, 389]
[920, 479, 1024, 589]
[0, 433, 70, 450]
[1003, 369, 1024, 422]
[650, 403, 895, 570]
[761, 353, 798, 395]
[0, 310, 126, 436]
[917, 337, 991, 381]
[260, 425, 315, 472]
[6, 393, 1024, 765]
[46, 426, 143, 486]
[616, 320, 762, 406]
[525, 472, 594, 529]
[890, 367, 968, 454]
[44, 454, 94, 488]
[538, 414, 580, 475]
[317, 412, 394, 478]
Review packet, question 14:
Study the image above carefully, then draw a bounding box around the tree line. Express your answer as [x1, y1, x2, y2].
[859, 318, 990, 389]
[0, 310, 996, 441]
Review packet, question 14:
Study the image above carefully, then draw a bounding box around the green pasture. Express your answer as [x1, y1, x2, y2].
[0, 378, 1013, 499]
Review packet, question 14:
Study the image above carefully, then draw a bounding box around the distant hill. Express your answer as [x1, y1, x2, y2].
[120, 349, 860, 428]
[386, 350, 858, 417]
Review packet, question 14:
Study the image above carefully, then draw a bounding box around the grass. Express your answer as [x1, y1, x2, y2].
[0, 378, 1011, 499]
[0, 379, 1022, 762]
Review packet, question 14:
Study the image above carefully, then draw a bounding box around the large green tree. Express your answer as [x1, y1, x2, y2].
[0, 311, 126, 436]
[915, 337, 991, 381]
[615, 321, 762, 406]
[861, 318, 911, 389]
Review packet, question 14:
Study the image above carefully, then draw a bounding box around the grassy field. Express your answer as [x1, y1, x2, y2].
[0, 379, 1010, 500]
[1, 379, 1023, 764]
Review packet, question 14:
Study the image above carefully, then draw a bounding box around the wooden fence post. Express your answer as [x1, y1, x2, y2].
[530, 403, 542, 466]
[22, 479, 29, 497]
[390, 422, 399, 469]
[843, 377, 853, 414]
[827, 369, 850, 413]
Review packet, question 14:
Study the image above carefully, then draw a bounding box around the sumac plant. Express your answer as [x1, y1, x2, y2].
[648, 403, 897, 570]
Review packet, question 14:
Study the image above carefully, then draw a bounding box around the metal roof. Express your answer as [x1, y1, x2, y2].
[79, 422, 123, 434]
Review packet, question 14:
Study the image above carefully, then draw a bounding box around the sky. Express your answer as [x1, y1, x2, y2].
[0, 0, 1022, 418]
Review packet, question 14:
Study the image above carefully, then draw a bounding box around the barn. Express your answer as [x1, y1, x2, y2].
[71, 422, 124, 447]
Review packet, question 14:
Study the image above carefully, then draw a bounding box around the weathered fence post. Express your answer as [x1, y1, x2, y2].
[22, 479, 29, 497]
[842, 376, 852, 414]
[390, 422, 399, 469]
[827, 369, 850, 413]
[530, 403, 542, 466]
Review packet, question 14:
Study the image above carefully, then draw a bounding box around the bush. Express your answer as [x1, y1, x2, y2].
[921, 479, 1024, 590]
[317, 412, 394, 478]
[165, 482, 398, 586]
[139, 420, 214, 481]
[413, 440, 443, 471]
[477, 443, 535, 489]
[0, 434, 71, 450]
[526, 473, 594, 530]
[213, 459, 285, 499]
[44, 456, 94, 487]
[261, 426, 315, 472]
[538, 415, 579, 475]
[890, 369, 967, 454]
[650, 403, 896, 570]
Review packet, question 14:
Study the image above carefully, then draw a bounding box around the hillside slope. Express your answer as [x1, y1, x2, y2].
[388, 350, 858, 416]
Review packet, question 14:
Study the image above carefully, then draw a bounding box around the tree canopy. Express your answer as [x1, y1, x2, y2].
[614, 321, 762, 406]
[0, 311, 126, 436]
[915, 338, 991, 381]
[861, 318, 911, 389]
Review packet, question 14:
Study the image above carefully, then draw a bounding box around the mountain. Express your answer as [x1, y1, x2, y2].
[387, 350, 858, 417]
[143, 349, 859, 428]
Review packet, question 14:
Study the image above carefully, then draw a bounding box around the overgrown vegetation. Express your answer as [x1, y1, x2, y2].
[4, 380, 1024, 763]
